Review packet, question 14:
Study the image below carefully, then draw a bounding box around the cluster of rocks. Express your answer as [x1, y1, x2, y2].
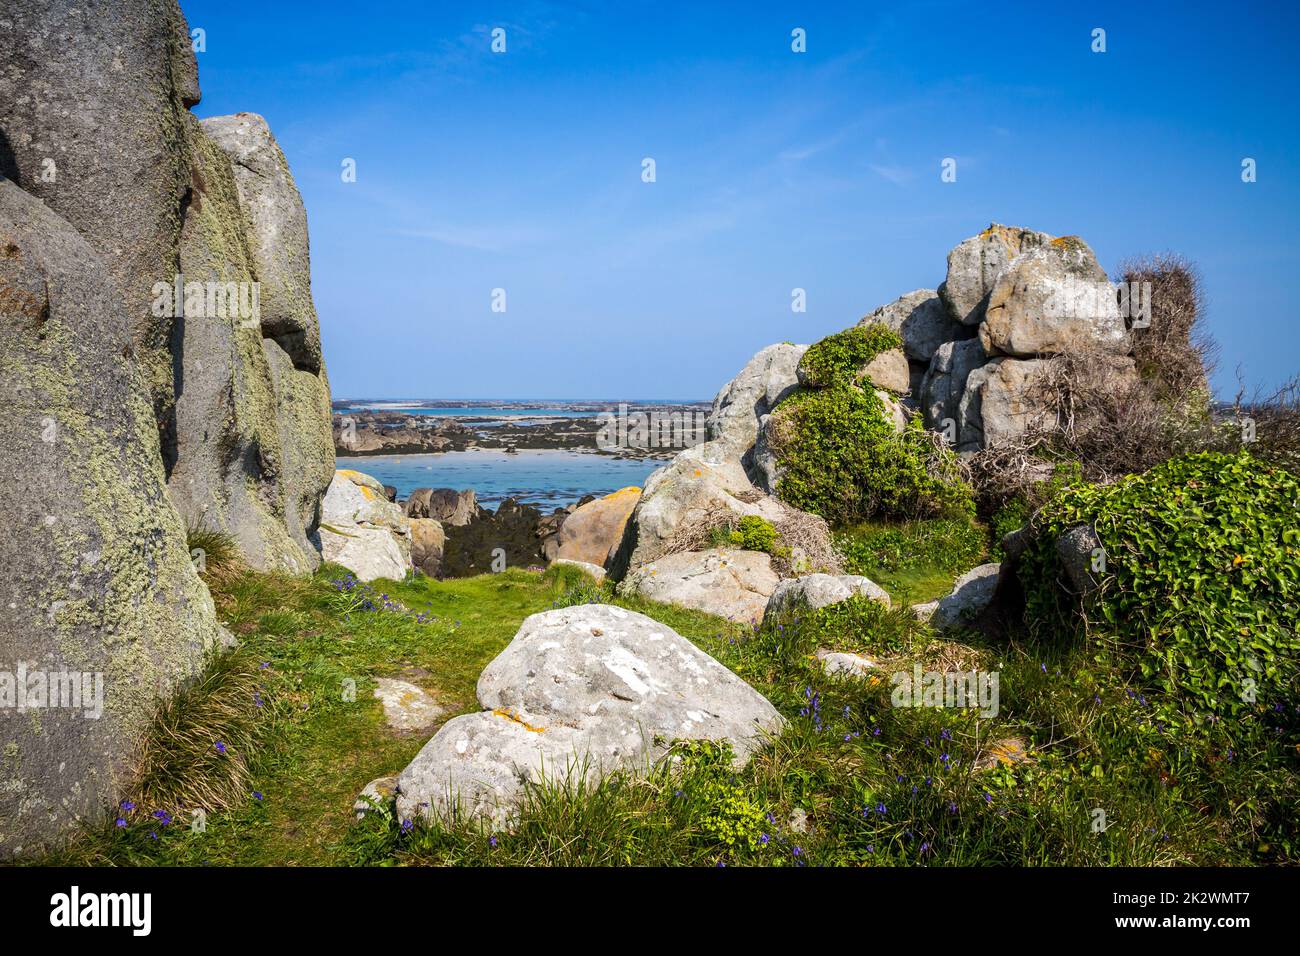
[874, 225, 1136, 452]
[0, 1, 335, 858]
[608, 345, 846, 624]
[314, 475, 645, 585]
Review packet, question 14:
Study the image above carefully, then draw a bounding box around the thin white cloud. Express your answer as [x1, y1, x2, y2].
[869, 163, 914, 185]
[394, 224, 549, 252]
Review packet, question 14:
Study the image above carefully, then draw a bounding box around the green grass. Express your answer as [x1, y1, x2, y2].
[36, 555, 1298, 867]
[835, 517, 989, 604]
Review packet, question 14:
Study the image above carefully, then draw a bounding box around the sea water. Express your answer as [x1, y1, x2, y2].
[336, 449, 666, 509]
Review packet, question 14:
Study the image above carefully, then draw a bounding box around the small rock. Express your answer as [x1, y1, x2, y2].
[816, 649, 877, 677]
[910, 601, 939, 622]
[551, 558, 607, 582]
[764, 573, 890, 625]
[373, 678, 444, 734]
[974, 737, 1033, 771]
[789, 807, 810, 834]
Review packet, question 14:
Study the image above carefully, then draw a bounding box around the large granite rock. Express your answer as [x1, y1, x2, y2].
[0, 0, 201, 433]
[861, 289, 972, 363]
[554, 486, 640, 568]
[166, 116, 323, 572]
[939, 224, 1053, 326]
[395, 605, 784, 828]
[0, 180, 218, 859]
[621, 549, 779, 625]
[200, 112, 335, 562]
[763, 573, 890, 624]
[980, 237, 1129, 358]
[200, 113, 323, 372]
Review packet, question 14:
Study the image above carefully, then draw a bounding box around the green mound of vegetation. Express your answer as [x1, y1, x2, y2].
[1019, 452, 1300, 732]
[767, 323, 972, 527]
[770, 388, 972, 526]
[708, 514, 783, 555]
[796, 324, 902, 389]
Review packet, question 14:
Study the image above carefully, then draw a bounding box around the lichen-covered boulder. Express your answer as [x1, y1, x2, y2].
[395, 605, 784, 828]
[0, 0, 202, 430]
[200, 112, 335, 564]
[861, 289, 972, 363]
[939, 224, 1053, 326]
[0, 180, 219, 859]
[763, 573, 890, 624]
[319, 471, 411, 579]
[979, 237, 1129, 357]
[622, 548, 779, 625]
[166, 116, 323, 571]
[554, 486, 640, 568]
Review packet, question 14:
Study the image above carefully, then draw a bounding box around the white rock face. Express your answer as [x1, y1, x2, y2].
[708, 342, 807, 457]
[320, 524, 409, 582]
[319, 470, 412, 580]
[395, 605, 785, 828]
[623, 548, 780, 625]
[764, 573, 890, 625]
[930, 563, 1002, 630]
[816, 649, 878, 677]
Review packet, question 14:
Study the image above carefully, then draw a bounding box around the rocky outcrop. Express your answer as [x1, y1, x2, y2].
[763, 573, 890, 624]
[859, 348, 910, 394]
[440, 498, 548, 577]
[611, 343, 838, 586]
[0, 180, 219, 859]
[939, 225, 1053, 326]
[554, 486, 640, 568]
[0, 0, 201, 430]
[621, 549, 779, 625]
[395, 605, 784, 828]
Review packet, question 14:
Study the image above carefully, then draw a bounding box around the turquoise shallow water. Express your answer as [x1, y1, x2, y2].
[336, 449, 665, 509]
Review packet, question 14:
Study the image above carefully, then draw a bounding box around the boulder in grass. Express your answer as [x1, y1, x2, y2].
[763, 573, 890, 625]
[395, 605, 784, 829]
[622, 548, 780, 625]
[929, 563, 1002, 630]
[554, 486, 641, 568]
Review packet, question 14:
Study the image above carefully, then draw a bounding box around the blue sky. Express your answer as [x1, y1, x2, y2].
[184, 0, 1299, 400]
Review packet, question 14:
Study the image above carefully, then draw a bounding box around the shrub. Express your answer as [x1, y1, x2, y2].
[1018, 452, 1300, 730]
[796, 324, 901, 389]
[770, 386, 973, 526]
[728, 515, 780, 553]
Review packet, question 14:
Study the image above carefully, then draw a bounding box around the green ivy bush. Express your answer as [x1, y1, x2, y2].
[796, 324, 902, 389]
[769, 386, 972, 526]
[1019, 452, 1300, 729]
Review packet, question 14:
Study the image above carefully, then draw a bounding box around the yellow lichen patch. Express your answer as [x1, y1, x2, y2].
[492, 708, 546, 733]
